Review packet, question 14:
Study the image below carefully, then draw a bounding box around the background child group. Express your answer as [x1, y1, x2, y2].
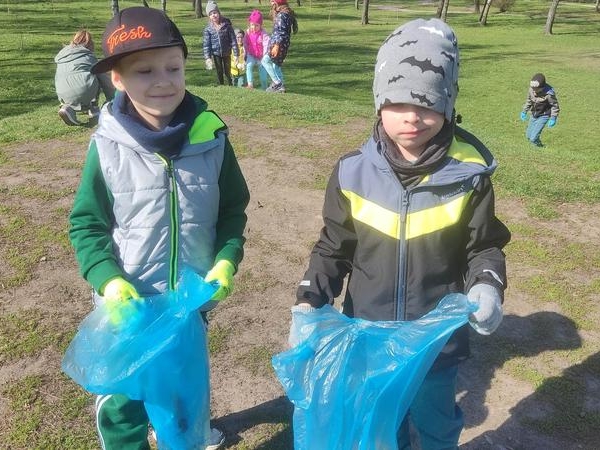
[202, 0, 297, 92]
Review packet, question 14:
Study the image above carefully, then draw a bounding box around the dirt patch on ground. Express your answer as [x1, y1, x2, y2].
[0, 117, 598, 449]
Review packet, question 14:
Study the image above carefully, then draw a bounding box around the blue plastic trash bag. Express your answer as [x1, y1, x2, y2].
[272, 294, 475, 450]
[62, 269, 217, 450]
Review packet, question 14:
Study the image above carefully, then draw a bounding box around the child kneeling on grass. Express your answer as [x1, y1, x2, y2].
[69, 7, 249, 450]
[293, 18, 511, 449]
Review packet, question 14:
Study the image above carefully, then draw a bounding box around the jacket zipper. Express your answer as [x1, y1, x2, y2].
[397, 190, 410, 321]
[158, 155, 179, 290]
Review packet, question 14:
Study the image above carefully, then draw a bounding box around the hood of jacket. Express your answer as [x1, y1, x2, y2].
[54, 44, 97, 65]
[94, 91, 213, 155]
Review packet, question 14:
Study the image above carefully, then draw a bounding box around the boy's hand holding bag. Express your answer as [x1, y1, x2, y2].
[101, 277, 143, 326]
[467, 283, 503, 335]
[203, 260, 235, 311]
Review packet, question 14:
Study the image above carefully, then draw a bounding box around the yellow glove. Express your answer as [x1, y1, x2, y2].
[205, 260, 235, 301]
[101, 277, 142, 326]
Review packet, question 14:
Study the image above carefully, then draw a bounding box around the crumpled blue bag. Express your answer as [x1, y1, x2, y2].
[62, 269, 217, 450]
[272, 294, 475, 450]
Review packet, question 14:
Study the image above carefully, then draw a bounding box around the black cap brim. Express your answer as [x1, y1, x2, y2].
[91, 42, 187, 74]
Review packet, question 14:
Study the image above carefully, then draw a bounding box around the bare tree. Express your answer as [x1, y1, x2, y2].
[596, 0, 599, 13]
[361, 0, 370, 24]
[544, 0, 560, 35]
[355, 0, 360, 9]
[474, 0, 481, 15]
[436, 0, 450, 21]
[479, 0, 493, 25]
[193, 0, 204, 18]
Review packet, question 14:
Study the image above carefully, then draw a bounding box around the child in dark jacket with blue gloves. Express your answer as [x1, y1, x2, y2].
[520, 72, 560, 147]
[293, 18, 511, 449]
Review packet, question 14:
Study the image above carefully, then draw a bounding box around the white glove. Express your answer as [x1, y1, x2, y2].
[288, 303, 316, 347]
[467, 284, 503, 335]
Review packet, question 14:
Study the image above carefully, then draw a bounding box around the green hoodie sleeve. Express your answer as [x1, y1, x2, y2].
[69, 140, 123, 292]
[213, 138, 250, 270]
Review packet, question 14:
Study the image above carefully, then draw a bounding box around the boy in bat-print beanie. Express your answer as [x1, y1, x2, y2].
[292, 18, 510, 449]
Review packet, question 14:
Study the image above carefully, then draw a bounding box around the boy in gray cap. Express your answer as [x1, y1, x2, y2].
[293, 18, 510, 448]
[203, 0, 239, 85]
[69, 6, 249, 450]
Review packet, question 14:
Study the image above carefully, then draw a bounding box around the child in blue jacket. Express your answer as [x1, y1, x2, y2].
[262, 0, 298, 93]
[203, 1, 239, 85]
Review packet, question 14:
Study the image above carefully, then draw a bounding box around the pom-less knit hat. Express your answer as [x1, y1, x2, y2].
[530, 73, 546, 89]
[91, 6, 187, 74]
[248, 9, 263, 25]
[206, 1, 219, 15]
[373, 18, 459, 121]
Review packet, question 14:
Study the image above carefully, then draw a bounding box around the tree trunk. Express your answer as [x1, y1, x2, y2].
[479, 0, 492, 25]
[111, 0, 119, 16]
[440, 0, 450, 21]
[194, 0, 204, 18]
[361, 0, 369, 24]
[544, 0, 560, 35]
[474, 0, 481, 15]
[161, 0, 167, 12]
[596, 0, 599, 13]
[436, 0, 444, 18]
[355, 0, 360, 9]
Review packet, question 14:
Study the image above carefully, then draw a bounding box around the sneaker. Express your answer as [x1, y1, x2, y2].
[265, 82, 280, 92]
[206, 427, 225, 450]
[88, 105, 100, 119]
[266, 82, 285, 93]
[58, 105, 81, 126]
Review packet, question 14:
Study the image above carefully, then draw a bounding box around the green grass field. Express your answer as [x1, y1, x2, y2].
[0, 0, 599, 448]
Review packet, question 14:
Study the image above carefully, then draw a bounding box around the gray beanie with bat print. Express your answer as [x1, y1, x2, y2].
[373, 18, 459, 121]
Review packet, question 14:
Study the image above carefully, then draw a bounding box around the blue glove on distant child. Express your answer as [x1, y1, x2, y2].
[467, 284, 503, 335]
[547, 117, 557, 128]
[520, 111, 527, 121]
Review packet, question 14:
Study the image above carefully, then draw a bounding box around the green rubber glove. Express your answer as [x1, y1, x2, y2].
[102, 277, 140, 301]
[205, 260, 235, 301]
[101, 277, 142, 326]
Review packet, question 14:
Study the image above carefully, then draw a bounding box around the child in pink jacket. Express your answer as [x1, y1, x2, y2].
[244, 10, 269, 90]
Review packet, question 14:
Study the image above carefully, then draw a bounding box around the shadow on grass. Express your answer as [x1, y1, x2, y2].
[457, 311, 595, 449]
[214, 395, 293, 449]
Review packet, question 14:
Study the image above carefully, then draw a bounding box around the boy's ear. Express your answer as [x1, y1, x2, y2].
[111, 70, 125, 92]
